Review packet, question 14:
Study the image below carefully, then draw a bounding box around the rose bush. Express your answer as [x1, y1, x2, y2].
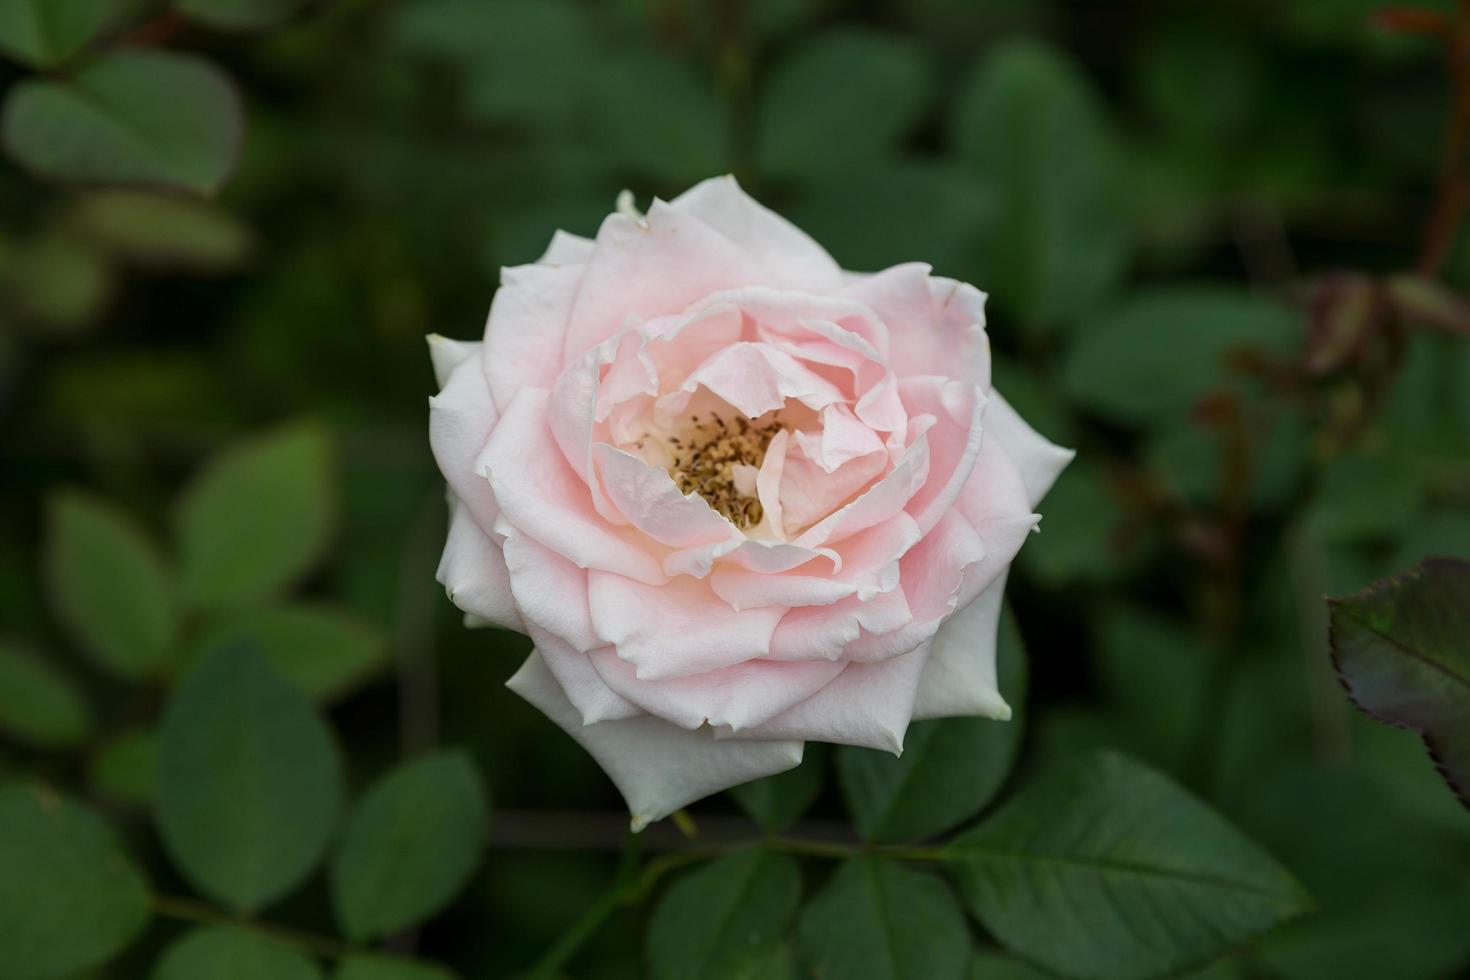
[429, 177, 1072, 829]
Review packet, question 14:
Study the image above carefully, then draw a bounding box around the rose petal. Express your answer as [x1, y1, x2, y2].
[843, 264, 990, 388]
[984, 390, 1075, 508]
[528, 624, 643, 725]
[538, 229, 594, 266]
[499, 524, 600, 653]
[589, 571, 785, 679]
[900, 377, 986, 535]
[507, 651, 804, 831]
[767, 587, 913, 661]
[910, 571, 1011, 721]
[594, 444, 739, 549]
[479, 388, 667, 585]
[485, 261, 584, 412]
[436, 500, 522, 631]
[427, 335, 479, 388]
[589, 648, 845, 732]
[429, 347, 501, 533]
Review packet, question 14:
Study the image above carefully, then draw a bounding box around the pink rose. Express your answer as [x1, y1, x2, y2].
[429, 177, 1071, 829]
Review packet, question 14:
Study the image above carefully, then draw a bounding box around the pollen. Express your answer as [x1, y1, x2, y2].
[668, 414, 781, 528]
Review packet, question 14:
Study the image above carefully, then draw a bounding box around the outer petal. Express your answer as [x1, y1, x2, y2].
[722, 644, 932, 752]
[589, 649, 845, 732]
[900, 377, 986, 535]
[499, 526, 601, 653]
[427, 335, 479, 387]
[436, 501, 522, 631]
[485, 262, 584, 412]
[672, 175, 844, 292]
[766, 587, 913, 661]
[528, 624, 642, 726]
[985, 390, 1075, 508]
[588, 571, 785, 679]
[428, 347, 501, 533]
[842, 264, 990, 387]
[539, 229, 595, 266]
[507, 651, 804, 830]
[479, 388, 667, 585]
[910, 571, 1011, 721]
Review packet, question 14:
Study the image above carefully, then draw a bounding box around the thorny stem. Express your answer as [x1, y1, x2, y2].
[1417, 1, 1470, 275]
[152, 893, 357, 960]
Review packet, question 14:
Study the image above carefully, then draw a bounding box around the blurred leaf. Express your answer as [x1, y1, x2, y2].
[951, 39, 1132, 330]
[1306, 449, 1424, 543]
[0, 232, 114, 333]
[730, 743, 825, 834]
[1019, 463, 1139, 588]
[1143, 422, 1219, 508]
[591, 52, 730, 185]
[2, 49, 242, 193]
[838, 608, 1026, 842]
[647, 849, 800, 980]
[176, 422, 335, 611]
[0, 783, 151, 980]
[968, 952, 1054, 979]
[89, 728, 157, 807]
[174, 0, 306, 30]
[798, 857, 970, 980]
[68, 191, 254, 272]
[44, 490, 176, 678]
[330, 750, 488, 941]
[1062, 288, 1301, 427]
[150, 926, 321, 980]
[335, 955, 460, 980]
[390, 0, 594, 132]
[156, 645, 343, 913]
[0, 642, 91, 748]
[1329, 558, 1470, 808]
[0, 0, 122, 68]
[945, 751, 1310, 980]
[756, 30, 931, 180]
[785, 162, 993, 276]
[189, 603, 389, 703]
[1390, 508, 1470, 568]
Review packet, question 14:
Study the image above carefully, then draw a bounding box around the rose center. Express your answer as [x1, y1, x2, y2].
[665, 413, 781, 528]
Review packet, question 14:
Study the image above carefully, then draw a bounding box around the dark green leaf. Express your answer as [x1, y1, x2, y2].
[0, 0, 122, 68]
[330, 750, 487, 940]
[1307, 449, 1425, 544]
[951, 39, 1132, 329]
[0, 783, 151, 980]
[969, 951, 1055, 979]
[590, 53, 730, 184]
[1062, 288, 1301, 427]
[730, 743, 826, 834]
[798, 857, 969, 980]
[838, 609, 1025, 842]
[335, 955, 460, 980]
[44, 490, 176, 678]
[190, 603, 389, 702]
[89, 728, 157, 807]
[149, 926, 321, 980]
[2, 49, 242, 193]
[756, 30, 931, 179]
[1329, 558, 1470, 808]
[176, 423, 335, 610]
[174, 0, 306, 31]
[1390, 509, 1470, 570]
[68, 191, 254, 271]
[1018, 464, 1141, 588]
[0, 232, 115, 333]
[156, 645, 343, 912]
[945, 751, 1309, 980]
[647, 849, 801, 980]
[0, 642, 91, 747]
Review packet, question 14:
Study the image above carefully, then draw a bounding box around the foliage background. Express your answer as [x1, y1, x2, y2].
[2, 0, 1470, 977]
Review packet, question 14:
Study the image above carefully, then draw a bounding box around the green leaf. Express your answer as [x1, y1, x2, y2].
[951, 39, 1132, 329]
[1307, 449, 1425, 544]
[945, 751, 1310, 980]
[176, 423, 336, 610]
[730, 743, 826, 834]
[330, 750, 488, 941]
[149, 926, 321, 980]
[174, 0, 306, 31]
[0, 0, 122, 68]
[88, 728, 157, 806]
[0, 783, 151, 980]
[756, 30, 931, 180]
[68, 191, 254, 271]
[968, 952, 1055, 979]
[190, 604, 389, 703]
[0, 642, 91, 747]
[1062, 288, 1301, 427]
[2, 48, 243, 193]
[1018, 463, 1142, 588]
[798, 857, 969, 980]
[156, 644, 343, 912]
[838, 609, 1026, 842]
[44, 490, 176, 678]
[335, 954, 460, 980]
[647, 849, 801, 980]
[0, 232, 115, 333]
[1329, 558, 1470, 809]
[590, 52, 730, 184]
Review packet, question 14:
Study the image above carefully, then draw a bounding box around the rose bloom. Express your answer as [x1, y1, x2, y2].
[429, 177, 1071, 829]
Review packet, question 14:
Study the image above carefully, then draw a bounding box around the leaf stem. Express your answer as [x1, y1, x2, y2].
[151, 893, 356, 960]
